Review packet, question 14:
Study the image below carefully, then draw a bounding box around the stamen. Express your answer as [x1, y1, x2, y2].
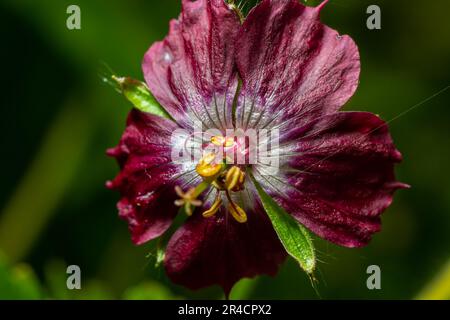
[202, 195, 222, 218]
[211, 135, 234, 147]
[224, 189, 247, 223]
[225, 166, 245, 192]
[211, 136, 225, 146]
[212, 180, 225, 190]
[196, 152, 222, 178]
[228, 202, 247, 223]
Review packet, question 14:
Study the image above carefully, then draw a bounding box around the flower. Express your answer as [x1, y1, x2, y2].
[107, 0, 408, 294]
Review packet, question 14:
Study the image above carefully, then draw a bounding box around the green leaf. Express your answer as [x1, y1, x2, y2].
[250, 175, 316, 274]
[0, 252, 43, 299]
[123, 281, 180, 300]
[111, 76, 173, 120]
[44, 260, 72, 299]
[229, 278, 258, 300]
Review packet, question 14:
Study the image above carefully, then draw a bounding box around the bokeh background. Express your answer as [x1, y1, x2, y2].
[0, 0, 449, 299]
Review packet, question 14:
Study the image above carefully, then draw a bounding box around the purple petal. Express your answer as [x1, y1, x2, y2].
[164, 204, 286, 295]
[255, 112, 408, 247]
[107, 109, 196, 245]
[235, 0, 360, 129]
[142, 0, 241, 130]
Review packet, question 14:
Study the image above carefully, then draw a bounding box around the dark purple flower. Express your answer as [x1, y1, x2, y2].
[107, 0, 407, 293]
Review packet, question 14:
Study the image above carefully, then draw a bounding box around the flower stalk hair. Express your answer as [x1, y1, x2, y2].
[106, 0, 408, 295]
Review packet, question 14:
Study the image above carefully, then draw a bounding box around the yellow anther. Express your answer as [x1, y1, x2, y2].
[174, 186, 202, 216]
[202, 197, 222, 218]
[228, 202, 247, 223]
[211, 136, 225, 146]
[196, 152, 222, 178]
[225, 166, 246, 192]
[211, 135, 234, 147]
[201, 152, 216, 164]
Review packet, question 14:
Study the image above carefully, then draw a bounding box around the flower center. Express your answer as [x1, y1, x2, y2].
[175, 137, 248, 223]
[211, 135, 235, 148]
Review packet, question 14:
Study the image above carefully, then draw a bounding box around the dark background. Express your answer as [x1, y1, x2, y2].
[0, 0, 449, 299]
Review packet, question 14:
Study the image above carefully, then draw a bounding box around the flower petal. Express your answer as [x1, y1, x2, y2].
[235, 0, 360, 129]
[107, 109, 198, 245]
[164, 204, 286, 294]
[143, 0, 241, 130]
[254, 112, 408, 247]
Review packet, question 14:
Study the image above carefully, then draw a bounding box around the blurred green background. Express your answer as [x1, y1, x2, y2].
[0, 0, 449, 299]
